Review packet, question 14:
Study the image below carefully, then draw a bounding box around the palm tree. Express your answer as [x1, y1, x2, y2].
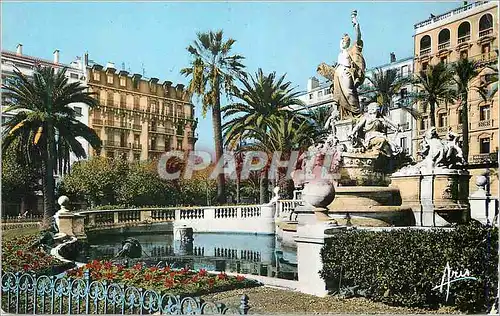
[222, 68, 305, 202]
[181, 30, 246, 204]
[2, 66, 101, 227]
[412, 62, 456, 127]
[451, 58, 481, 162]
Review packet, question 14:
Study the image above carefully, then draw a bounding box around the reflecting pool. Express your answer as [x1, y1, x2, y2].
[84, 233, 298, 280]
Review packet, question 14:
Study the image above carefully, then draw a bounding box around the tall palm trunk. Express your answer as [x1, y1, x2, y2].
[429, 100, 436, 127]
[42, 121, 56, 228]
[461, 92, 469, 162]
[212, 93, 226, 204]
[259, 169, 269, 204]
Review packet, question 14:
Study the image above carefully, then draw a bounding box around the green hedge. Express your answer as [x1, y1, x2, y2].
[320, 222, 498, 313]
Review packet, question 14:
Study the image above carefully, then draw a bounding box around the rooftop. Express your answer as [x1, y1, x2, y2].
[414, 1, 494, 31]
[2, 50, 71, 69]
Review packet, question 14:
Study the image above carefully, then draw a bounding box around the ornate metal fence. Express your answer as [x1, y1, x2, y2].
[1, 271, 249, 314]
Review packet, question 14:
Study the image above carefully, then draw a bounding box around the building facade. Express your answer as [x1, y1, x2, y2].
[1, 44, 90, 169]
[296, 54, 415, 155]
[413, 0, 499, 195]
[84, 55, 197, 162]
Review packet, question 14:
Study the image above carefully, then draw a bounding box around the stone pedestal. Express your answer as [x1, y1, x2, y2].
[391, 168, 470, 226]
[58, 212, 87, 239]
[294, 205, 343, 296]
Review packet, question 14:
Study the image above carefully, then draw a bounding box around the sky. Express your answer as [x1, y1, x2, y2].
[2, 1, 462, 150]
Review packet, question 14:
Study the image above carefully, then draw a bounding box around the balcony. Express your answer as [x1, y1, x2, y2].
[471, 153, 498, 165]
[132, 124, 142, 131]
[472, 52, 497, 64]
[437, 41, 450, 50]
[132, 143, 142, 151]
[92, 118, 103, 125]
[472, 119, 494, 130]
[149, 146, 166, 152]
[104, 140, 129, 149]
[398, 122, 410, 131]
[479, 28, 493, 38]
[457, 35, 470, 44]
[419, 48, 431, 56]
[436, 126, 448, 134]
[149, 126, 167, 134]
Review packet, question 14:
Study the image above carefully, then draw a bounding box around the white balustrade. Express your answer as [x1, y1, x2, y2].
[78, 203, 277, 234]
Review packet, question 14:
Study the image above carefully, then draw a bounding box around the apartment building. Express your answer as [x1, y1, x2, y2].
[413, 0, 498, 194]
[85, 55, 197, 162]
[296, 53, 415, 155]
[1, 44, 90, 169]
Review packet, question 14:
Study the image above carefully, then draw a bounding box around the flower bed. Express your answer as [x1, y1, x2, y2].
[2, 234, 73, 275]
[66, 260, 261, 297]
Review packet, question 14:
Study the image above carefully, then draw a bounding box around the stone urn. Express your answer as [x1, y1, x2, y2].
[302, 180, 335, 221]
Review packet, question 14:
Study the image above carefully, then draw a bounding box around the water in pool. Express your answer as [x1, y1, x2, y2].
[84, 233, 298, 280]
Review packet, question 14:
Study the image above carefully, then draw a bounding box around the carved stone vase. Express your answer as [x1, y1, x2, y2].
[301, 180, 335, 221]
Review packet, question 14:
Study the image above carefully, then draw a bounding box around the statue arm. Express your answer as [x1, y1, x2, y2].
[354, 21, 362, 44]
[349, 117, 365, 136]
[383, 117, 400, 131]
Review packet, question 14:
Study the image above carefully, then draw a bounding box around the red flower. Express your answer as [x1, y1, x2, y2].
[124, 271, 134, 280]
[162, 266, 171, 273]
[208, 278, 215, 287]
[144, 273, 153, 281]
[236, 275, 245, 282]
[22, 264, 30, 271]
[191, 275, 199, 283]
[133, 263, 143, 271]
[16, 250, 23, 256]
[217, 273, 227, 280]
[164, 279, 174, 288]
[198, 269, 207, 277]
[148, 267, 159, 272]
[103, 261, 113, 270]
[116, 265, 124, 273]
[180, 267, 189, 274]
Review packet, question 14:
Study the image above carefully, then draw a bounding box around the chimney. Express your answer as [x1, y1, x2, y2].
[307, 77, 320, 91]
[390, 52, 396, 63]
[84, 52, 89, 66]
[53, 49, 60, 64]
[16, 43, 23, 55]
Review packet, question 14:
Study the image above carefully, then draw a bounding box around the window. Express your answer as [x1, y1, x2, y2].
[480, 137, 490, 154]
[134, 153, 140, 161]
[420, 118, 427, 130]
[480, 105, 490, 121]
[401, 65, 409, 77]
[107, 92, 114, 106]
[479, 13, 493, 32]
[70, 73, 78, 79]
[107, 151, 115, 158]
[150, 137, 157, 150]
[419, 35, 431, 54]
[325, 88, 331, 95]
[460, 50, 468, 59]
[318, 91, 323, 98]
[134, 96, 140, 110]
[400, 88, 408, 99]
[422, 62, 428, 71]
[309, 93, 313, 100]
[438, 29, 450, 47]
[120, 77, 126, 87]
[440, 56, 448, 64]
[120, 94, 126, 108]
[400, 137, 408, 153]
[74, 106, 82, 117]
[120, 132, 127, 148]
[438, 113, 447, 127]
[93, 71, 100, 81]
[150, 84, 157, 93]
[458, 21, 471, 41]
[107, 75, 113, 84]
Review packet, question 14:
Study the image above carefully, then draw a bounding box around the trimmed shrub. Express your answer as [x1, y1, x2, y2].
[320, 222, 498, 312]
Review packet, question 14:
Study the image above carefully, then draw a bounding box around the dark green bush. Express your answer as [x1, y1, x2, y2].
[320, 222, 498, 312]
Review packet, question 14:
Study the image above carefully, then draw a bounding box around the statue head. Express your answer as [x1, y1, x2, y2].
[425, 126, 438, 139]
[340, 34, 351, 50]
[367, 102, 380, 115]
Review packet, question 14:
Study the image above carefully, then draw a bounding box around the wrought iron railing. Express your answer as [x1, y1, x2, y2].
[471, 153, 498, 165]
[438, 41, 450, 50]
[419, 48, 431, 56]
[1, 271, 249, 314]
[457, 35, 470, 44]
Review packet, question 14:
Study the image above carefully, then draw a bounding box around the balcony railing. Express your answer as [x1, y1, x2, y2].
[438, 41, 450, 50]
[149, 146, 166, 152]
[436, 126, 448, 134]
[471, 153, 498, 165]
[132, 124, 142, 131]
[149, 126, 167, 134]
[104, 140, 130, 148]
[419, 48, 431, 56]
[92, 118, 103, 125]
[479, 28, 493, 38]
[472, 119, 494, 129]
[398, 122, 410, 130]
[414, 1, 491, 30]
[472, 52, 497, 64]
[457, 35, 470, 44]
[132, 143, 142, 150]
